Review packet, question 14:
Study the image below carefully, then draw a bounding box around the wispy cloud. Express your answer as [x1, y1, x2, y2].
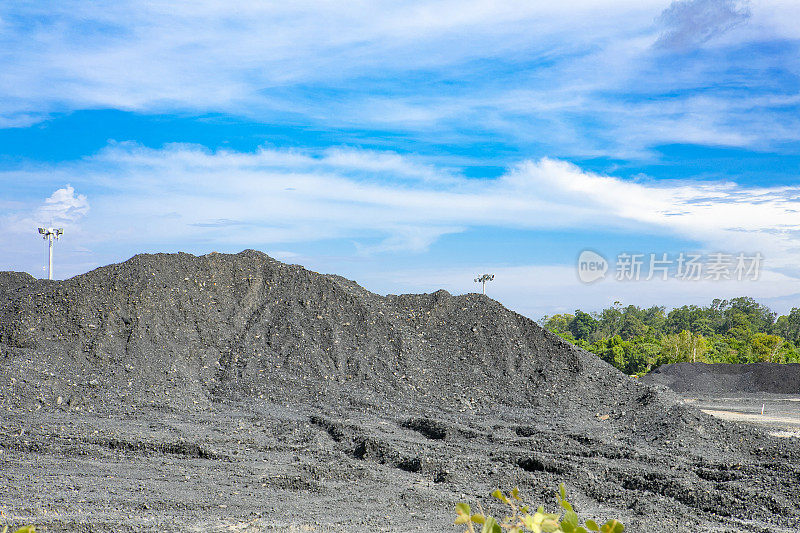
[655, 0, 751, 50]
[0, 2, 798, 158]
[3, 143, 800, 270]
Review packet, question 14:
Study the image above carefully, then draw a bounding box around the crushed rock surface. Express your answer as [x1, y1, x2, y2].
[1, 251, 799, 532]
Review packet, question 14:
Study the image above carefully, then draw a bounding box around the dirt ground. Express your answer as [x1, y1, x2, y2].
[3, 396, 799, 533]
[682, 394, 800, 439]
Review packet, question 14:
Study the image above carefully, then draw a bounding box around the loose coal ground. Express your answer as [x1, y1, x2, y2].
[1, 251, 799, 532]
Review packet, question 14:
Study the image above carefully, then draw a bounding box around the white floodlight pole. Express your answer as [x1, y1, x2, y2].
[473, 273, 495, 295]
[38, 227, 63, 280]
[48, 232, 53, 279]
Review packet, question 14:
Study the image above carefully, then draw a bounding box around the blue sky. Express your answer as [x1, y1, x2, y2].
[2, 0, 800, 319]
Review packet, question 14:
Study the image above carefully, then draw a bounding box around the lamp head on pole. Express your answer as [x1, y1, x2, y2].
[37, 227, 64, 280]
[37, 227, 64, 239]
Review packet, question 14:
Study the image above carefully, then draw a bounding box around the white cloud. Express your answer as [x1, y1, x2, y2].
[267, 250, 300, 261]
[501, 159, 800, 272]
[0, 1, 661, 116]
[36, 185, 90, 224]
[655, 0, 751, 50]
[2, 184, 90, 237]
[0, 184, 90, 276]
[0, 1, 798, 156]
[355, 225, 465, 255]
[3, 143, 800, 267]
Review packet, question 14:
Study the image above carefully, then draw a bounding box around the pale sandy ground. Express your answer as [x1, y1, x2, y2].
[682, 395, 800, 438]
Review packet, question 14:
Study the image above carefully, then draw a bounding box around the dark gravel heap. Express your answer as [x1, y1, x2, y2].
[1, 251, 799, 532]
[642, 362, 800, 394]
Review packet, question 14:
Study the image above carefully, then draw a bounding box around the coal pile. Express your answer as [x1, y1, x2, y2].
[1, 251, 799, 532]
[642, 362, 800, 394]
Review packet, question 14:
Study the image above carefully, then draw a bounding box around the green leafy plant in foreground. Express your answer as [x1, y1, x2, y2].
[1, 526, 35, 533]
[455, 484, 623, 533]
[0, 510, 35, 533]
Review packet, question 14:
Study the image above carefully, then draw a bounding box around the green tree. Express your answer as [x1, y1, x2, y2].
[750, 333, 785, 363]
[590, 335, 625, 369]
[666, 306, 700, 334]
[570, 310, 597, 342]
[704, 335, 741, 364]
[690, 316, 714, 336]
[620, 309, 647, 339]
[596, 304, 623, 338]
[773, 308, 800, 343]
[659, 330, 708, 364]
[549, 298, 799, 375]
[641, 306, 667, 336]
[721, 297, 776, 333]
[542, 314, 574, 337]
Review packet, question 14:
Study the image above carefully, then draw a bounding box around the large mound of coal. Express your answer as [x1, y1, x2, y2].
[642, 362, 800, 394]
[1, 250, 619, 414]
[1, 251, 799, 532]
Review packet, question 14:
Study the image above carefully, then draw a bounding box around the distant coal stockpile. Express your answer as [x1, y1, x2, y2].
[1, 251, 800, 532]
[642, 362, 800, 394]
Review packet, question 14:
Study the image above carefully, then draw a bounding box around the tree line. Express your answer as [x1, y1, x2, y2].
[539, 297, 800, 375]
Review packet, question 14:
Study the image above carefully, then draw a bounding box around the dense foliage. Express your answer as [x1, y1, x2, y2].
[540, 297, 800, 375]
